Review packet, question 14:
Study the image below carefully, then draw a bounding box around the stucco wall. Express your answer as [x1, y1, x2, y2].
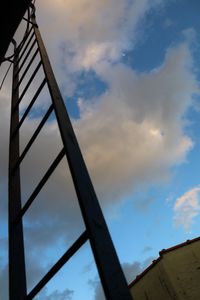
[130, 240, 200, 300]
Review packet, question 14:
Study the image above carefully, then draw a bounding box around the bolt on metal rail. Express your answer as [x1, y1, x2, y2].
[8, 4, 133, 300]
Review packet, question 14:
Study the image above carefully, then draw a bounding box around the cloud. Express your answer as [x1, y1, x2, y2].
[91, 257, 155, 300]
[134, 197, 155, 212]
[9, 41, 196, 237]
[38, 288, 74, 300]
[182, 28, 197, 45]
[142, 246, 152, 253]
[173, 186, 200, 231]
[35, 0, 166, 81]
[0, 31, 198, 296]
[0, 0, 200, 298]
[0, 246, 74, 300]
[163, 18, 174, 29]
[0, 265, 8, 300]
[1, 2, 197, 217]
[74, 43, 196, 203]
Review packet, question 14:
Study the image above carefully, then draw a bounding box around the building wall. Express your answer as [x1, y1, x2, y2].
[130, 240, 200, 300]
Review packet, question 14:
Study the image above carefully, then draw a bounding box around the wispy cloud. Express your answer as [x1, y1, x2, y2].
[142, 246, 152, 253]
[163, 18, 174, 29]
[40, 288, 74, 300]
[36, 0, 166, 79]
[173, 186, 200, 231]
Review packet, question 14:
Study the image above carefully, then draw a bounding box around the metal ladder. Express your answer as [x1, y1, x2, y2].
[8, 4, 132, 300]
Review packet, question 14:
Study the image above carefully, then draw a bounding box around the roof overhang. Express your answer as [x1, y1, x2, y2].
[0, 0, 32, 64]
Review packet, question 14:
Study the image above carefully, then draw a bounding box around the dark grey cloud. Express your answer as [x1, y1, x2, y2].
[142, 246, 152, 253]
[38, 288, 74, 300]
[0, 265, 8, 299]
[91, 257, 155, 300]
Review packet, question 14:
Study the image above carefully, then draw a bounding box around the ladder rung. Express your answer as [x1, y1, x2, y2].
[22, 17, 38, 27]
[13, 78, 47, 136]
[16, 31, 35, 66]
[14, 147, 65, 223]
[14, 61, 42, 109]
[15, 39, 37, 79]
[26, 230, 88, 299]
[15, 48, 39, 90]
[12, 104, 54, 172]
[16, 26, 34, 56]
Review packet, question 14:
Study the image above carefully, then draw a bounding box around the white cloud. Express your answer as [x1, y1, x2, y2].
[36, 0, 166, 78]
[174, 186, 200, 231]
[0, 1, 197, 238]
[74, 43, 196, 203]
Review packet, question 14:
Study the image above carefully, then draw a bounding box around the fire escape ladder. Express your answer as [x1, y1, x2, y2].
[8, 4, 133, 300]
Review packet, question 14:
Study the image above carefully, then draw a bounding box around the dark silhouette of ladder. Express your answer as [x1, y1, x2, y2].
[8, 3, 132, 300]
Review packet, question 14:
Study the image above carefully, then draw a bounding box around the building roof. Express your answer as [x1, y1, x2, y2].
[0, 0, 31, 64]
[129, 236, 200, 289]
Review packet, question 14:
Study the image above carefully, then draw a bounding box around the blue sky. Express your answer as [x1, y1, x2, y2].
[0, 0, 200, 299]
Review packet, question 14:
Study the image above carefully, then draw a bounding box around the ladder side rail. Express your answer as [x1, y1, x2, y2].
[8, 41, 27, 300]
[32, 12, 132, 300]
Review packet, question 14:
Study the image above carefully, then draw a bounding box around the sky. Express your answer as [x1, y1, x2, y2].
[0, 0, 200, 299]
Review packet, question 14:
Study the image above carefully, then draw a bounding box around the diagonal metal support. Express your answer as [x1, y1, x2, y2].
[16, 30, 35, 66]
[12, 103, 54, 173]
[14, 148, 65, 224]
[16, 26, 34, 59]
[14, 60, 42, 107]
[16, 47, 39, 90]
[27, 230, 88, 299]
[13, 78, 47, 135]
